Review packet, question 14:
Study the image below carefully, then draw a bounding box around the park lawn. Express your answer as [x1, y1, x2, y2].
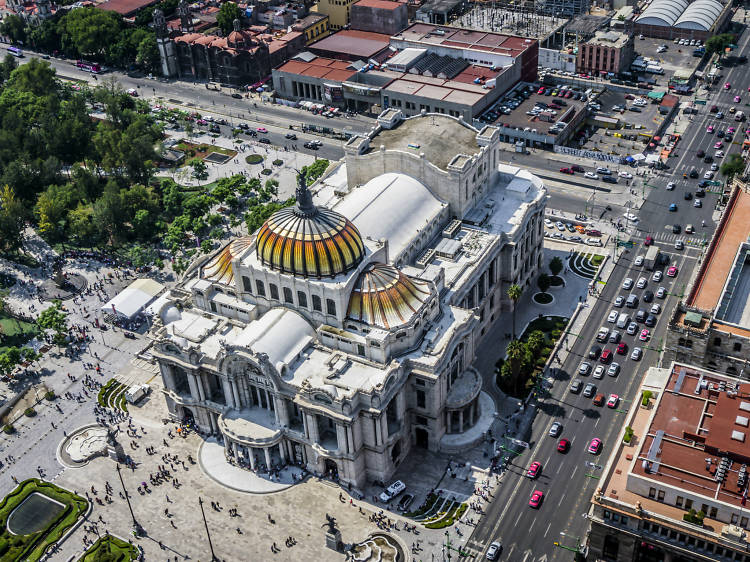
[0, 313, 39, 353]
[0, 479, 88, 561]
[175, 141, 237, 159]
[78, 534, 138, 562]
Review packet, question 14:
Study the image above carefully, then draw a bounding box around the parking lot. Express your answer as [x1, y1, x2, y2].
[631, 36, 703, 85]
[571, 90, 664, 155]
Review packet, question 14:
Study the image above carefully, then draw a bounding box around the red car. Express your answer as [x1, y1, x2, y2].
[644, 235, 653, 246]
[528, 490, 544, 508]
[557, 438, 570, 453]
[667, 266, 678, 277]
[588, 438, 602, 454]
[600, 349, 612, 364]
[616, 342, 628, 355]
[527, 461, 542, 479]
[560, 167, 574, 174]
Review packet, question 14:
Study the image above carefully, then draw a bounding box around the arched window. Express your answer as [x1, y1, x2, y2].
[326, 299, 336, 316]
[270, 284, 279, 300]
[312, 295, 322, 312]
[255, 280, 266, 297]
[283, 287, 293, 304]
[297, 291, 308, 308]
[242, 276, 252, 293]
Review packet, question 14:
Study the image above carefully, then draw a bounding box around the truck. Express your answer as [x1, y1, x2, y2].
[735, 111, 745, 122]
[124, 384, 150, 404]
[644, 246, 660, 270]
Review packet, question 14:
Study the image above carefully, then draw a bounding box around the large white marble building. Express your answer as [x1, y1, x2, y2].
[149, 110, 546, 490]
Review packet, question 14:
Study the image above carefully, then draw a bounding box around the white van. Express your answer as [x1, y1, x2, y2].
[379, 480, 406, 503]
[125, 384, 150, 404]
[616, 313, 630, 329]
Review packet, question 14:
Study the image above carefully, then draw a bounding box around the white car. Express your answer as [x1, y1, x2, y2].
[618, 171, 633, 179]
[549, 422, 563, 437]
[704, 171, 714, 179]
[634, 256, 644, 266]
[656, 286, 667, 299]
[556, 221, 565, 231]
[631, 347, 643, 361]
[652, 271, 663, 282]
[667, 182, 675, 190]
[614, 295, 625, 307]
[716, 150, 725, 158]
[607, 310, 619, 323]
[623, 278, 634, 290]
[650, 304, 661, 314]
[623, 213, 638, 222]
[584, 172, 600, 180]
[627, 322, 638, 335]
[636, 276, 647, 289]
[379, 480, 406, 503]
[694, 199, 702, 208]
[593, 365, 606, 379]
[586, 238, 603, 246]
[579, 362, 592, 375]
[711, 163, 719, 171]
[486, 541, 502, 560]
[607, 363, 620, 377]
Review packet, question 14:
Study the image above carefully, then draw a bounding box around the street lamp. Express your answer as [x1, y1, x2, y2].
[198, 497, 219, 562]
[115, 463, 143, 536]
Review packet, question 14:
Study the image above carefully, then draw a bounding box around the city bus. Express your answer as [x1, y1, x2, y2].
[76, 60, 102, 74]
[7, 46, 23, 57]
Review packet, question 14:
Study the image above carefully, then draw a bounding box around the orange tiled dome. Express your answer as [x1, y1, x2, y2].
[203, 236, 253, 285]
[255, 173, 364, 278]
[347, 263, 432, 329]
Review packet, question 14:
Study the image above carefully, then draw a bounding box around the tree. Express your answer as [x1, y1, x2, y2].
[506, 284, 523, 339]
[216, 2, 242, 36]
[5, 58, 57, 97]
[549, 256, 563, 277]
[68, 203, 98, 243]
[525, 330, 546, 357]
[537, 273, 551, 294]
[705, 33, 735, 58]
[0, 54, 18, 86]
[0, 15, 27, 45]
[264, 178, 279, 198]
[60, 7, 122, 58]
[502, 339, 526, 396]
[188, 158, 208, 181]
[720, 153, 745, 180]
[35, 183, 81, 242]
[0, 185, 26, 253]
[37, 301, 68, 348]
[136, 35, 160, 74]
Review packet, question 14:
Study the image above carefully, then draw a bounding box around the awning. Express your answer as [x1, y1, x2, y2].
[647, 91, 665, 101]
[101, 278, 164, 320]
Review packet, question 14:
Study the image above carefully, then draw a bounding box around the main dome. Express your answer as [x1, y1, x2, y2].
[255, 172, 365, 278]
[347, 263, 433, 329]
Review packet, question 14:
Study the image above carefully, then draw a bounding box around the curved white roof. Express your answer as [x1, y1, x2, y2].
[332, 172, 446, 261]
[675, 0, 722, 30]
[635, 0, 688, 26]
[236, 308, 315, 372]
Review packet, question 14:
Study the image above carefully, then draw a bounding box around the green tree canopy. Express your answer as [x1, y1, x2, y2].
[0, 15, 27, 44]
[537, 273, 551, 294]
[549, 256, 563, 277]
[720, 153, 745, 180]
[61, 7, 123, 58]
[216, 2, 242, 36]
[0, 185, 26, 253]
[705, 33, 735, 57]
[37, 301, 67, 335]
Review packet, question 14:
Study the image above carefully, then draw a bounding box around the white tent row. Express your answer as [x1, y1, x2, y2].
[101, 278, 164, 321]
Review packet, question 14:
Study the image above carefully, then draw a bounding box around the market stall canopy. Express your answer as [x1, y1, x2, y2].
[101, 278, 165, 320]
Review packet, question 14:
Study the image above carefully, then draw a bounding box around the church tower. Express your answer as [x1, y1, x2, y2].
[154, 9, 179, 78]
[178, 0, 194, 33]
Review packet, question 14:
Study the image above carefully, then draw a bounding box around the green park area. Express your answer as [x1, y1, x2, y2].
[0, 478, 88, 561]
[78, 534, 139, 562]
[0, 312, 38, 354]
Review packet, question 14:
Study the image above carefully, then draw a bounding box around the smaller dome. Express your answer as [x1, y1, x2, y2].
[203, 236, 253, 285]
[347, 263, 433, 330]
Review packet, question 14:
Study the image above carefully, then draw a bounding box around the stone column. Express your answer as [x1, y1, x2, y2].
[470, 399, 477, 424]
[195, 374, 206, 401]
[222, 378, 235, 409]
[380, 413, 388, 442]
[187, 373, 200, 401]
[336, 423, 347, 454]
[231, 379, 241, 409]
[307, 413, 320, 444]
[162, 365, 176, 391]
[346, 426, 354, 454]
[249, 448, 256, 470]
[275, 397, 290, 426]
[264, 447, 272, 469]
[446, 411, 452, 434]
[278, 442, 286, 464]
[458, 409, 464, 433]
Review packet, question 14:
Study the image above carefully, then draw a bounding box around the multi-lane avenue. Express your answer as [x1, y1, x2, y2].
[464, 26, 750, 562]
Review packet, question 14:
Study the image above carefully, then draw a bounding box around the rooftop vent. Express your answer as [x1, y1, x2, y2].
[740, 401, 750, 413]
[737, 416, 750, 427]
[732, 430, 746, 442]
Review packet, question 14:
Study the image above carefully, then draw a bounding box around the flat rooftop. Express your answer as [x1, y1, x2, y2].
[454, 5, 567, 41]
[626, 365, 750, 511]
[393, 23, 535, 59]
[274, 57, 356, 82]
[689, 189, 750, 312]
[368, 113, 480, 170]
[309, 29, 392, 59]
[586, 30, 630, 48]
[715, 243, 750, 328]
[383, 73, 491, 108]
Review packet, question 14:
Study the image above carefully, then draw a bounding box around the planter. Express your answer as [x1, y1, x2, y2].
[532, 292, 554, 305]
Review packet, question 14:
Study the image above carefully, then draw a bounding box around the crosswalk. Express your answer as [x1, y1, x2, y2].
[633, 232, 706, 247]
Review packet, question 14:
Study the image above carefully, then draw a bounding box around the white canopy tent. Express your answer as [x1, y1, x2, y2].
[101, 278, 164, 321]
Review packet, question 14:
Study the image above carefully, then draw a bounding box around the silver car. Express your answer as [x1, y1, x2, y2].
[583, 383, 596, 398]
[579, 362, 592, 375]
[636, 277, 647, 289]
[631, 347, 643, 361]
[549, 422, 563, 437]
[627, 322, 638, 335]
[623, 278, 634, 290]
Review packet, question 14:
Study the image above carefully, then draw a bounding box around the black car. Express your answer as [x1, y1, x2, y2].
[246, 130, 257, 137]
[658, 253, 670, 265]
[635, 309, 647, 323]
[258, 138, 271, 144]
[303, 141, 319, 149]
[209, 124, 221, 133]
[697, 150, 705, 157]
[645, 314, 657, 327]
[643, 290, 654, 303]
[704, 155, 714, 163]
[237, 123, 249, 130]
[589, 345, 602, 359]
[716, 129, 725, 138]
[684, 191, 693, 200]
[696, 188, 706, 196]
[231, 93, 243, 99]
[285, 133, 297, 140]
[602, 176, 617, 184]
[689, 169, 699, 178]
[673, 224, 681, 233]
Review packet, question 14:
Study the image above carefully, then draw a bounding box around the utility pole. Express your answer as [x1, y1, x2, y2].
[198, 497, 219, 561]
